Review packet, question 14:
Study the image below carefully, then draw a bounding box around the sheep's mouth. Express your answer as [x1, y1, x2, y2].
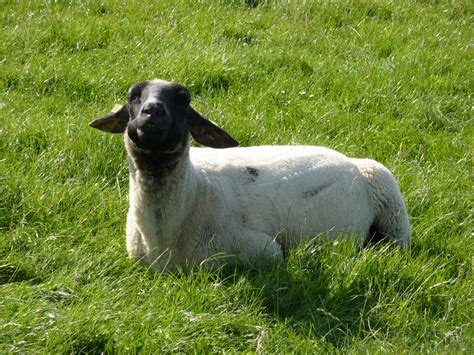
[127, 119, 168, 148]
[126, 126, 186, 157]
[136, 128, 148, 141]
[125, 131, 152, 155]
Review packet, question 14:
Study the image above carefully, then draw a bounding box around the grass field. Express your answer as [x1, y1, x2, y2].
[1, 0, 472, 352]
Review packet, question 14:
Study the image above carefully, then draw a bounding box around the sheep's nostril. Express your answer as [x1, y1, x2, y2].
[142, 107, 152, 116]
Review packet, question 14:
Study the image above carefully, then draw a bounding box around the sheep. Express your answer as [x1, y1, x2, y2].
[89, 79, 411, 272]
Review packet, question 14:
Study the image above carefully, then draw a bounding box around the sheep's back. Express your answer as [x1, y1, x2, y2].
[189, 146, 375, 244]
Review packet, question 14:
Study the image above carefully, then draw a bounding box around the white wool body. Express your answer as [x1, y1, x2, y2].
[125, 143, 411, 271]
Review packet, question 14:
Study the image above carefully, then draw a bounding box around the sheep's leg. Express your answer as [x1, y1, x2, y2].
[125, 219, 147, 262]
[233, 230, 285, 269]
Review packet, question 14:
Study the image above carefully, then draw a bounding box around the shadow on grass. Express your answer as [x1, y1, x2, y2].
[248, 267, 376, 347]
[68, 332, 114, 354]
[236, 239, 459, 349]
[217, 241, 398, 348]
[0, 263, 43, 285]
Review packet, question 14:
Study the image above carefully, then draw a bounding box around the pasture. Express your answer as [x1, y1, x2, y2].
[1, 0, 472, 352]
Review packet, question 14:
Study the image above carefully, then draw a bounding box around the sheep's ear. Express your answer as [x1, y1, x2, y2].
[188, 106, 239, 148]
[89, 104, 129, 134]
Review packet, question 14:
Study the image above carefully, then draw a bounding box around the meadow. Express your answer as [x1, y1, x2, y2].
[1, 0, 472, 352]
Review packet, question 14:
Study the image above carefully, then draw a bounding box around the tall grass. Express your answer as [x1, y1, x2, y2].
[1, 0, 472, 352]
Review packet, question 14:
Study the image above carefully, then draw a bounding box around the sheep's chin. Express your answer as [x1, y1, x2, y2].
[129, 137, 182, 156]
[159, 145, 181, 154]
[131, 142, 152, 155]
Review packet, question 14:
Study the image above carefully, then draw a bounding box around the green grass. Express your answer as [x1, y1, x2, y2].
[1, 0, 472, 352]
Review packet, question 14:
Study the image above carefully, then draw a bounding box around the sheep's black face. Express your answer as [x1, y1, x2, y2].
[126, 80, 191, 153]
[90, 79, 239, 159]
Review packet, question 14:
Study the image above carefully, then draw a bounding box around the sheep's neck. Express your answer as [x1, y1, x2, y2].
[127, 142, 197, 266]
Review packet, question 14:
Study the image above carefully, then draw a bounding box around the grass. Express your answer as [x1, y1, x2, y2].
[1, 0, 472, 352]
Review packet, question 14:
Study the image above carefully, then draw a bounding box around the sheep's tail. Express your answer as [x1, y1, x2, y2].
[356, 159, 411, 249]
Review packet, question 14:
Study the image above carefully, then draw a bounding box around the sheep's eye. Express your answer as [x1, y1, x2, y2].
[129, 93, 141, 103]
[128, 85, 142, 103]
[175, 88, 190, 106]
[130, 96, 141, 105]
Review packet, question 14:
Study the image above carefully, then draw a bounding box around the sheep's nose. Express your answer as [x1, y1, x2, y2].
[137, 103, 167, 130]
[142, 106, 152, 115]
[141, 103, 163, 116]
[139, 102, 161, 119]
